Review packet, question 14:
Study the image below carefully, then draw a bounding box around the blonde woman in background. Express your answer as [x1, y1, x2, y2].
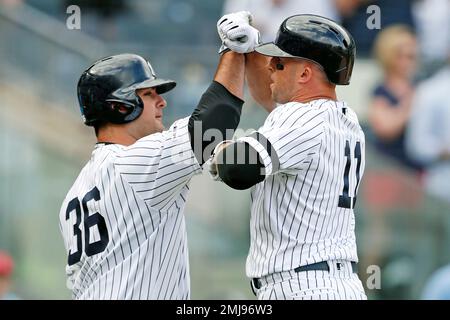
[362, 26, 425, 299]
[368, 25, 423, 172]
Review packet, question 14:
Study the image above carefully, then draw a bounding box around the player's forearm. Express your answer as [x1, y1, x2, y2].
[214, 141, 265, 190]
[245, 52, 275, 112]
[213, 51, 245, 100]
[188, 81, 244, 165]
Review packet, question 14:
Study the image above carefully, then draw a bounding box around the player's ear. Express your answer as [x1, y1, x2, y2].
[297, 64, 313, 84]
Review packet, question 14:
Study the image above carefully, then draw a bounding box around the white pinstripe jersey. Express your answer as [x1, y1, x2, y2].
[239, 99, 365, 278]
[59, 117, 202, 299]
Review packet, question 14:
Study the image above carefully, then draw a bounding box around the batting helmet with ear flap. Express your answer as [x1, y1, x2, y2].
[77, 53, 176, 126]
[255, 14, 356, 85]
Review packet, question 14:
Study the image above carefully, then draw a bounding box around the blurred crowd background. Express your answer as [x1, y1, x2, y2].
[0, 0, 450, 300]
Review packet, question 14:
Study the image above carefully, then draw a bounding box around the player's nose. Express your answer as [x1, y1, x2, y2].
[156, 95, 167, 109]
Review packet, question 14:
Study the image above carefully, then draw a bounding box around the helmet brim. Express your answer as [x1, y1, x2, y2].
[255, 42, 297, 58]
[134, 78, 177, 94]
[255, 42, 329, 78]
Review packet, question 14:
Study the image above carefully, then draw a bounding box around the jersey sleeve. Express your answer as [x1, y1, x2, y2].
[237, 107, 324, 176]
[115, 117, 202, 210]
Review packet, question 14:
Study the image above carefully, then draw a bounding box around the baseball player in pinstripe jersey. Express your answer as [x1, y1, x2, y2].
[211, 13, 367, 299]
[58, 43, 258, 298]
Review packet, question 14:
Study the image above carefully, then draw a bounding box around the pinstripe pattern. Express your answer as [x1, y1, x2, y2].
[253, 261, 367, 300]
[59, 117, 201, 299]
[239, 99, 366, 298]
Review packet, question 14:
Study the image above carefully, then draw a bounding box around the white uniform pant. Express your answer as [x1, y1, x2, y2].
[251, 260, 367, 300]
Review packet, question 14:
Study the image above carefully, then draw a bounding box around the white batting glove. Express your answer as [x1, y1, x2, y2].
[217, 11, 252, 40]
[223, 24, 261, 54]
[217, 11, 261, 54]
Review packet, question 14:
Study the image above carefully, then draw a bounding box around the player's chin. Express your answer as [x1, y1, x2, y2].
[156, 121, 165, 132]
[270, 87, 281, 103]
[272, 94, 288, 105]
[145, 122, 164, 136]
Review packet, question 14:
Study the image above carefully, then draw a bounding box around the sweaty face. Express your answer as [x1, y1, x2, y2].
[268, 57, 302, 104]
[134, 87, 167, 137]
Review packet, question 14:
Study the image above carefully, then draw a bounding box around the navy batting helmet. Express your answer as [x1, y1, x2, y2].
[255, 14, 356, 85]
[77, 53, 176, 126]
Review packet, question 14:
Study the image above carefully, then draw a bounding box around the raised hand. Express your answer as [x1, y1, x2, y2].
[217, 11, 260, 54]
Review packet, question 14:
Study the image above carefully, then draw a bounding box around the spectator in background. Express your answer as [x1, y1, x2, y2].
[63, 0, 129, 40]
[406, 56, 450, 204]
[223, 0, 407, 54]
[367, 25, 423, 172]
[412, 0, 450, 79]
[0, 250, 19, 300]
[222, 0, 341, 42]
[341, 0, 415, 57]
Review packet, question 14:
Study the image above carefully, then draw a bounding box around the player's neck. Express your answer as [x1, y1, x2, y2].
[97, 125, 137, 146]
[290, 86, 337, 104]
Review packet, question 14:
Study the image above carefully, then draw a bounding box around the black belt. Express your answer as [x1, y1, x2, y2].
[251, 261, 358, 291]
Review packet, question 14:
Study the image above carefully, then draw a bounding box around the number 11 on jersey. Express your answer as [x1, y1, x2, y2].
[338, 140, 362, 209]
